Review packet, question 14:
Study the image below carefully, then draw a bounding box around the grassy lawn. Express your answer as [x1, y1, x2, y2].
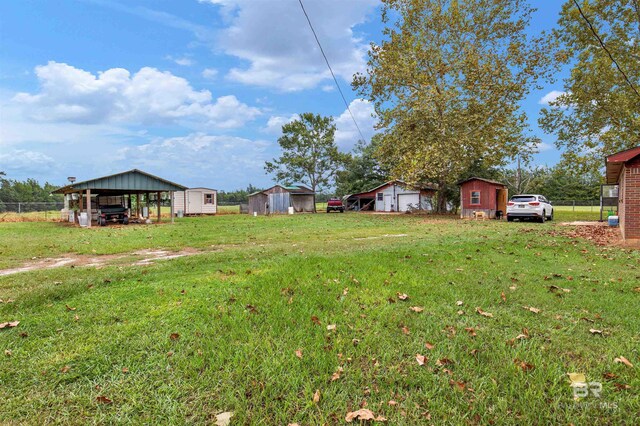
[0, 214, 638, 424]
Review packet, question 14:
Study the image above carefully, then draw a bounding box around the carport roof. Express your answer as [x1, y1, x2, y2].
[51, 169, 187, 194]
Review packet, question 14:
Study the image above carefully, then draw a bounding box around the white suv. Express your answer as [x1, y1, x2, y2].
[506, 194, 553, 223]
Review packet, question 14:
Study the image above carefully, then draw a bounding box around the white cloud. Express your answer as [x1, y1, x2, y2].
[535, 141, 553, 152]
[202, 68, 219, 79]
[262, 114, 299, 134]
[13, 61, 261, 128]
[0, 149, 56, 175]
[173, 57, 195, 66]
[334, 98, 377, 151]
[539, 90, 566, 105]
[116, 132, 272, 186]
[321, 85, 335, 92]
[201, 0, 378, 91]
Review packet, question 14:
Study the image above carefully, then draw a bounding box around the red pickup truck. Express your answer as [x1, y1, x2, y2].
[326, 198, 344, 213]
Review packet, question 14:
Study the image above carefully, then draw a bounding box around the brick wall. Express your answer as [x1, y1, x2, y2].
[621, 157, 640, 239]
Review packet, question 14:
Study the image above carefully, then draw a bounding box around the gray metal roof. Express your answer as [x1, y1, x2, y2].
[51, 169, 187, 194]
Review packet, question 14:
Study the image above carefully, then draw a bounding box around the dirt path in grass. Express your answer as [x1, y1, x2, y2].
[0, 248, 204, 277]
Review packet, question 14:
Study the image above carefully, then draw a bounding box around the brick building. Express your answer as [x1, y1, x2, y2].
[605, 146, 640, 240]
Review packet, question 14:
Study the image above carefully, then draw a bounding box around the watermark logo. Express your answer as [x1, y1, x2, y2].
[571, 381, 602, 399]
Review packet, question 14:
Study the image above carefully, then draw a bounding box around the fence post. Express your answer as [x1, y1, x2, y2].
[18, 203, 21, 214]
[572, 200, 575, 212]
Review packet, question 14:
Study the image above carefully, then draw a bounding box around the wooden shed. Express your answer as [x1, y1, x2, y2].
[344, 180, 436, 212]
[458, 177, 508, 219]
[606, 146, 640, 240]
[248, 185, 315, 215]
[173, 188, 217, 215]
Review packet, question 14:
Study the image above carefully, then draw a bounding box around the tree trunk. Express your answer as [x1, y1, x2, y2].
[436, 179, 448, 213]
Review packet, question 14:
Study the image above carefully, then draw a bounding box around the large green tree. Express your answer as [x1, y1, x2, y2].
[353, 0, 551, 211]
[540, 0, 640, 174]
[335, 134, 389, 197]
[265, 113, 349, 210]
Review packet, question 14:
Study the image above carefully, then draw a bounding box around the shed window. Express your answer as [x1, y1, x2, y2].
[204, 193, 214, 204]
[377, 193, 384, 201]
[470, 191, 481, 205]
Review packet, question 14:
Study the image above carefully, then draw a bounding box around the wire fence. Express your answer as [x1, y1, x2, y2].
[549, 200, 610, 212]
[0, 202, 66, 222]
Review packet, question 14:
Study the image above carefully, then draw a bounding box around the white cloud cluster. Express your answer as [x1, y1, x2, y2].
[13, 61, 260, 128]
[0, 149, 55, 175]
[334, 98, 377, 151]
[116, 132, 272, 186]
[201, 0, 378, 91]
[538, 90, 566, 105]
[262, 114, 300, 134]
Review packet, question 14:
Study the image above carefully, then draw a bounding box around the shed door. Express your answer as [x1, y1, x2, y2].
[496, 188, 508, 213]
[384, 194, 393, 212]
[188, 191, 202, 214]
[398, 193, 419, 212]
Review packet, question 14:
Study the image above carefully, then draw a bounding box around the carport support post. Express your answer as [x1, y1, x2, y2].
[86, 189, 91, 228]
[136, 194, 140, 219]
[78, 192, 83, 224]
[157, 191, 161, 223]
[170, 191, 174, 223]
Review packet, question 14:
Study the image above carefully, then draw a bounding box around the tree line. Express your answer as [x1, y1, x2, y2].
[0, 172, 63, 211]
[263, 0, 636, 212]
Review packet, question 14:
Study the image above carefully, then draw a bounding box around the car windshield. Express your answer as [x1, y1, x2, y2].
[510, 196, 536, 202]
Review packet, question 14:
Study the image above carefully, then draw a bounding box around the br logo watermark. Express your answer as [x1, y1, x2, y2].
[571, 381, 602, 399]
[566, 373, 617, 410]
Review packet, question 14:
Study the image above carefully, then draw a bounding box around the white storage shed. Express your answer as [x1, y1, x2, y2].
[173, 187, 217, 215]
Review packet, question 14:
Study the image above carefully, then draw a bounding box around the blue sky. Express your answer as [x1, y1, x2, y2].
[0, 0, 566, 191]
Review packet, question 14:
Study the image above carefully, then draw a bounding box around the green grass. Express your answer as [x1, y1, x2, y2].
[0, 214, 638, 424]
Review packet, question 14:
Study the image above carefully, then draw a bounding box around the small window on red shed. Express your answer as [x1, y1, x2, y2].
[470, 191, 481, 205]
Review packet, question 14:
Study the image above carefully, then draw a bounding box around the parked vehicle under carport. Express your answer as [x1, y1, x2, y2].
[98, 204, 129, 226]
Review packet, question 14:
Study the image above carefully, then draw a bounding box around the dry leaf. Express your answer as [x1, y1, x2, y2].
[464, 327, 477, 337]
[614, 356, 634, 368]
[4, 349, 12, 356]
[456, 300, 464, 306]
[409, 306, 424, 313]
[330, 366, 343, 381]
[313, 389, 320, 403]
[245, 304, 258, 314]
[170, 333, 180, 340]
[345, 408, 377, 422]
[327, 324, 336, 331]
[295, 349, 303, 359]
[514, 359, 535, 371]
[602, 372, 617, 380]
[589, 329, 603, 335]
[0, 321, 20, 329]
[401, 325, 410, 335]
[449, 380, 466, 391]
[416, 353, 426, 366]
[614, 383, 631, 391]
[425, 342, 434, 350]
[60, 365, 71, 373]
[122, 367, 129, 374]
[436, 358, 454, 367]
[500, 291, 506, 302]
[388, 400, 397, 406]
[215, 411, 234, 426]
[396, 293, 409, 301]
[96, 395, 113, 404]
[74, 314, 79, 322]
[65, 304, 76, 311]
[523, 306, 541, 314]
[476, 307, 493, 318]
[311, 315, 321, 326]
[567, 372, 586, 384]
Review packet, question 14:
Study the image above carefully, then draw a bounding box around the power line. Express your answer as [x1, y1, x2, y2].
[298, 0, 368, 143]
[572, 0, 640, 100]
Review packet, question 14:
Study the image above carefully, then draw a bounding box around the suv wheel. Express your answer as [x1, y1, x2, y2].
[548, 210, 553, 221]
[540, 211, 546, 223]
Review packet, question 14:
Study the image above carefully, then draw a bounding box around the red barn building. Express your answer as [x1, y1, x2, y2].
[458, 177, 508, 219]
[606, 146, 640, 240]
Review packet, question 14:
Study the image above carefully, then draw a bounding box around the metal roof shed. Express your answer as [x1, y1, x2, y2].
[52, 169, 187, 227]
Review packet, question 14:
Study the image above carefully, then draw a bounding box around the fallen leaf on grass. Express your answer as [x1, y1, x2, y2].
[523, 306, 541, 314]
[60, 366, 71, 373]
[614, 356, 634, 368]
[345, 409, 386, 422]
[614, 383, 631, 391]
[602, 372, 617, 380]
[416, 354, 426, 366]
[295, 349, 303, 359]
[4, 350, 12, 357]
[311, 315, 321, 326]
[330, 366, 344, 381]
[548, 285, 571, 293]
[464, 327, 476, 337]
[401, 325, 410, 335]
[449, 380, 466, 391]
[215, 411, 234, 426]
[245, 304, 258, 314]
[122, 367, 129, 374]
[436, 358, 454, 367]
[409, 306, 424, 313]
[514, 359, 535, 371]
[396, 293, 409, 301]
[96, 395, 113, 404]
[476, 307, 493, 318]
[456, 300, 464, 306]
[425, 342, 434, 350]
[313, 389, 320, 403]
[65, 305, 76, 311]
[170, 333, 180, 340]
[387, 400, 397, 406]
[74, 314, 79, 322]
[500, 291, 506, 302]
[0, 321, 20, 329]
[567, 373, 586, 384]
[327, 324, 336, 331]
[589, 329, 603, 335]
